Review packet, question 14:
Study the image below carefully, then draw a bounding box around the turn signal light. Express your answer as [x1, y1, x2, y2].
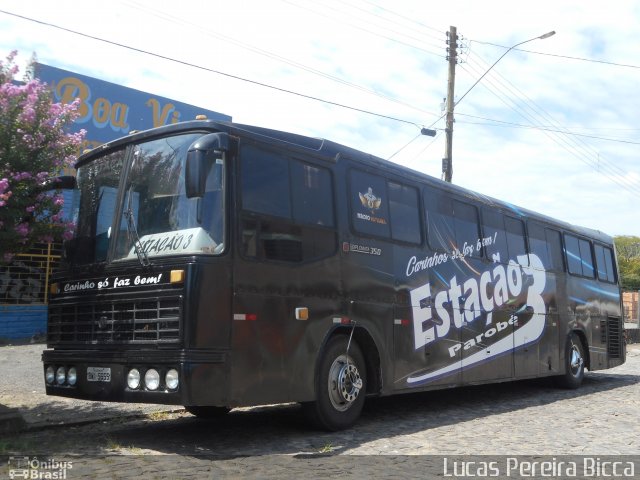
[170, 270, 185, 284]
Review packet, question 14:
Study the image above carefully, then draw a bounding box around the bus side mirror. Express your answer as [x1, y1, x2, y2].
[39, 175, 77, 192]
[186, 133, 229, 198]
[54, 176, 77, 190]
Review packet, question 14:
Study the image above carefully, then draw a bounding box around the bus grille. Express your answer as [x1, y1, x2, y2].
[47, 295, 182, 345]
[606, 317, 622, 359]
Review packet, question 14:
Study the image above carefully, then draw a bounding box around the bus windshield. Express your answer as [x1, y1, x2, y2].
[70, 132, 225, 265]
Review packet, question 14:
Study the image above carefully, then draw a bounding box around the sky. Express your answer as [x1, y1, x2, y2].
[0, 0, 638, 237]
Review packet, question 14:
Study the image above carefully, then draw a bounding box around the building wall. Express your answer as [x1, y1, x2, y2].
[0, 244, 59, 342]
[623, 291, 639, 324]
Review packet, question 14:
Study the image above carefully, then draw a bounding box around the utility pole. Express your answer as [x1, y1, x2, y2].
[442, 26, 457, 183]
[440, 29, 555, 183]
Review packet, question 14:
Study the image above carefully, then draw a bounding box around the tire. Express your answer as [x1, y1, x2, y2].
[555, 332, 586, 389]
[184, 405, 230, 419]
[303, 335, 367, 431]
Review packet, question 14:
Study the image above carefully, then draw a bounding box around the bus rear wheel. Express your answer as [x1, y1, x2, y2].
[555, 332, 585, 389]
[304, 335, 367, 431]
[184, 406, 230, 419]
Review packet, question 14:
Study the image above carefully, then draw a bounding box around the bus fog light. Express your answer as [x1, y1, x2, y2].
[144, 369, 160, 391]
[165, 369, 179, 390]
[56, 366, 66, 385]
[67, 367, 77, 386]
[127, 368, 141, 389]
[46, 366, 55, 384]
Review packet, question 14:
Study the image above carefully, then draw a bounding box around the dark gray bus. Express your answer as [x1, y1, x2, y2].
[44, 119, 625, 430]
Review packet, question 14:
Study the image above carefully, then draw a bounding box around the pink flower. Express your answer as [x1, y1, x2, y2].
[12, 171, 32, 181]
[15, 223, 29, 237]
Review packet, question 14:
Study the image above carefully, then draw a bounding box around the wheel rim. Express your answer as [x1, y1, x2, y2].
[569, 342, 583, 377]
[328, 354, 363, 412]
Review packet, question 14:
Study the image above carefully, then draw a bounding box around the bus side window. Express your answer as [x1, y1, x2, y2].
[528, 221, 550, 268]
[481, 208, 508, 263]
[564, 234, 595, 278]
[528, 222, 563, 271]
[452, 200, 482, 258]
[545, 228, 564, 272]
[240, 146, 336, 263]
[291, 162, 335, 227]
[425, 190, 454, 253]
[505, 217, 527, 264]
[241, 146, 291, 219]
[389, 182, 421, 244]
[594, 244, 616, 283]
[579, 238, 595, 278]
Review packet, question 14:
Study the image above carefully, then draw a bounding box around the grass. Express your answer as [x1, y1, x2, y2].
[318, 443, 333, 453]
[0, 437, 39, 455]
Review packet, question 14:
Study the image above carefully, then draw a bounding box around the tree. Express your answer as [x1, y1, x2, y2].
[0, 51, 85, 263]
[614, 236, 640, 291]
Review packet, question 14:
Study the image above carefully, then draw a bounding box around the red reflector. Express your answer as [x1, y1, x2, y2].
[341, 317, 350, 325]
[234, 313, 258, 321]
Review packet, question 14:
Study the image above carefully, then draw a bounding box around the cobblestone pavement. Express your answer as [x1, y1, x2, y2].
[0, 344, 178, 430]
[0, 344, 638, 478]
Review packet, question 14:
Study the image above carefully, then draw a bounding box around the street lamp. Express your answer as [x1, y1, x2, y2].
[442, 30, 555, 183]
[455, 31, 556, 108]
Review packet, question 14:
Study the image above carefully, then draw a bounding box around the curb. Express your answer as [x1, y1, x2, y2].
[0, 407, 185, 435]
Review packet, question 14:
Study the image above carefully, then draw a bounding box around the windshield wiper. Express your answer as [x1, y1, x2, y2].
[125, 187, 150, 267]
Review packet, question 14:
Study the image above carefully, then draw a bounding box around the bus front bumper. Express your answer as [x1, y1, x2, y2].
[42, 348, 230, 406]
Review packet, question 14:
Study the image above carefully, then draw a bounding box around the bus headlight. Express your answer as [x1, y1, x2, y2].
[127, 368, 141, 390]
[144, 369, 160, 391]
[165, 369, 179, 390]
[46, 366, 55, 384]
[56, 366, 66, 385]
[67, 367, 77, 386]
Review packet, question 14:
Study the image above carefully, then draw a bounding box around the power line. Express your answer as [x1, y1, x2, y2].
[460, 58, 625, 179]
[455, 113, 640, 145]
[462, 51, 636, 185]
[338, 0, 445, 44]
[411, 131, 443, 162]
[458, 55, 640, 197]
[281, 0, 444, 58]
[360, 0, 444, 35]
[122, 0, 442, 120]
[0, 8, 434, 130]
[471, 39, 640, 70]
[388, 132, 423, 160]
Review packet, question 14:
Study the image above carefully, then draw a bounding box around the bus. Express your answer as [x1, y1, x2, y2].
[44, 119, 626, 430]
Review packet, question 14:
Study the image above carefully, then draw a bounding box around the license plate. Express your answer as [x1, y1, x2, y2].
[87, 367, 111, 382]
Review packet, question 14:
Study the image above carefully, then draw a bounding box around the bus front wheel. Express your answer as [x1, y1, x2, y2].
[555, 332, 585, 389]
[304, 335, 367, 431]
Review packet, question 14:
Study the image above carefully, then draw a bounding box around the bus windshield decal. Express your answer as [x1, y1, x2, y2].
[124, 227, 219, 259]
[61, 271, 170, 293]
